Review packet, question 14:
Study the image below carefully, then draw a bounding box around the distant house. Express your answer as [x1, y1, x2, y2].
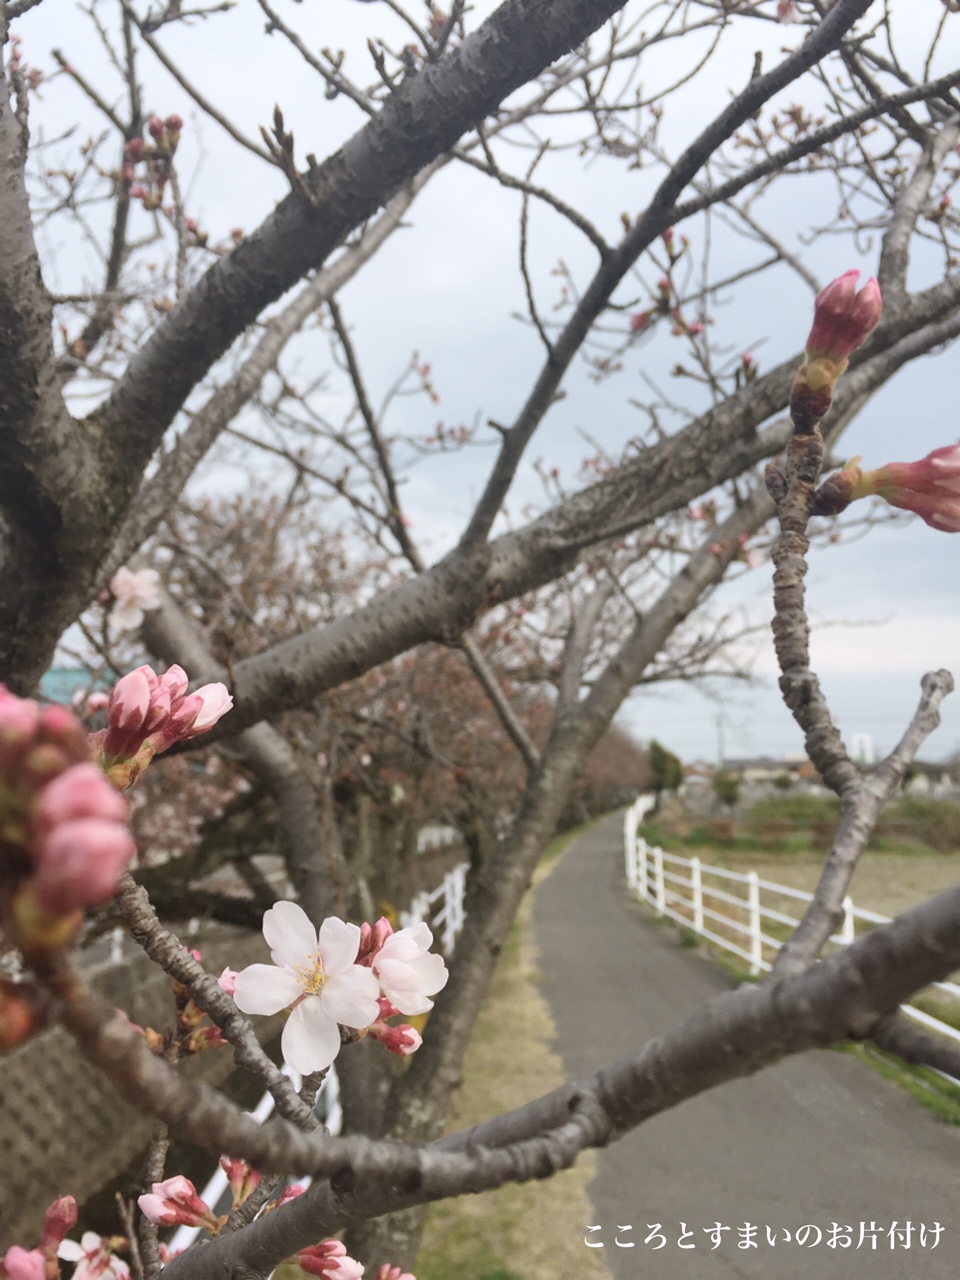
[903, 759, 960, 798]
[720, 756, 811, 784]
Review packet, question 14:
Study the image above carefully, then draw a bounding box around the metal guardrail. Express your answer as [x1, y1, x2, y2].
[622, 798, 960, 1062]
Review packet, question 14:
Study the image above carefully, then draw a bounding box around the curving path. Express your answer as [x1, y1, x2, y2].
[532, 812, 960, 1279]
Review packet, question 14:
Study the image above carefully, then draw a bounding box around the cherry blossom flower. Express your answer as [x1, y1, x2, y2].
[376, 1267, 417, 1280]
[365, 921, 448, 1016]
[57, 1233, 130, 1280]
[108, 568, 162, 632]
[776, 0, 800, 22]
[233, 903, 380, 1074]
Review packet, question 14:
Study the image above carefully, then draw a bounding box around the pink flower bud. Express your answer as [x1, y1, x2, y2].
[163, 682, 233, 744]
[147, 115, 164, 141]
[159, 665, 190, 701]
[804, 270, 883, 365]
[298, 1241, 364, 1280]
[31, 814, 136, 916]
[357, 917, 394, 965]
[40, 1197, 78, 1255]
[217, 967, 238, 995]
[852, 443, 960, 531]
[219, 1157, 261, 1206]
[164, 114, 184, 133]
[276, 1184, 306, 1208]
[376, 1267, 417, 1280]
[107, 668, 154, 734]
[2, 1247, 45, 1280]
[629, 311, 650, 333]
[138, 1176, 220, 1232]
[368, 1021, 422, 1056]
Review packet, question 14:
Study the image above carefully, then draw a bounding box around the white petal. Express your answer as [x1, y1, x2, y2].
[317, 917, 361, 975]
[281, 998, 341, 1074]
[412, 950, 449, 996]
[233, 964, 303, 1015]
[321, 966, 380, 1029]
[58, 1242, 85, 1262]
[109, 601, 144, 632]
[262, 901, 318, 969]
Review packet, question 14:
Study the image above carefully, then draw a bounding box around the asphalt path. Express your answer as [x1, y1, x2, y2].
[532, 812, 960, 1279]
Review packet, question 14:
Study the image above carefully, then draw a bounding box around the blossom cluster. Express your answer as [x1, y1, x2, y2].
[89, 664, 232, 790]
[0, 1195, 129, 1280]
[135, 1178, 414, 1278]
[0, 686, 134, 939]
[0, 659, 231, 963]
[232, 902, 448, 1075]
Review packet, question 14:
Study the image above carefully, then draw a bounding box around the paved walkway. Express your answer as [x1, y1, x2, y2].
[532, 812, 960, 1278]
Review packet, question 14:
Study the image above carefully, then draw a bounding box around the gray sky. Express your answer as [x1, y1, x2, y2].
[23, 0, 960, 765]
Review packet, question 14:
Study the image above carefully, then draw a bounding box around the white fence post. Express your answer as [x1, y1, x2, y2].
[840, 895, 855, 946]
[653, 845, 665, 915]
[623, 807, 636, 889]
[638, 837, 649, 903]
[747, 870, 762, 975]
[691, 856, 703, 934]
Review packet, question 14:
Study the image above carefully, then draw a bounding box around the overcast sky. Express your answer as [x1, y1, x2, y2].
[22, 0, 960, 765]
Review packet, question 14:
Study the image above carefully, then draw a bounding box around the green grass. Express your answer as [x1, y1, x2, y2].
[838, 1043, 960, 1126]
[640, 900, 960, 1127]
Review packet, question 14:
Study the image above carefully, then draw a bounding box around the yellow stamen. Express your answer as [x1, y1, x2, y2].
[296, 951, 325, 996]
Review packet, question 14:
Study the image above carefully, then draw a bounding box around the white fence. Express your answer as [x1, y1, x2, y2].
[169, 863, 469, 1251]
[402, 861, 469, 954]
[622, 797, 960, 1058]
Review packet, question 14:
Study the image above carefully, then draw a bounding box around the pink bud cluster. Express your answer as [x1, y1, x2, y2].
[791, 270, 882, 431]
[138, 1176, 224, 1234]
[0, 688, 135, 933]
[89, 664, 232, 789]
[220, 1157, 261, 1208]
[123, 115, 183, 211]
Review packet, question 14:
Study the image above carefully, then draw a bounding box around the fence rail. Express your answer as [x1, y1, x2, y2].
[622, 798, 960, 1061]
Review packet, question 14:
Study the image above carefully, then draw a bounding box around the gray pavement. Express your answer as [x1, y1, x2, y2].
[532, 812, 960, 1279]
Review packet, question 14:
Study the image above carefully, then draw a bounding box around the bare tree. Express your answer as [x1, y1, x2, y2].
[2, 0, 960, 1275]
